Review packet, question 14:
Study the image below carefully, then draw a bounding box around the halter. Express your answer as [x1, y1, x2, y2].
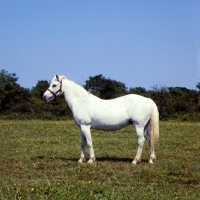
[47, 78, 64, 99]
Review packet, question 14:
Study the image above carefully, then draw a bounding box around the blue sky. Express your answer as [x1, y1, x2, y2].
[0, 0, 200, 90]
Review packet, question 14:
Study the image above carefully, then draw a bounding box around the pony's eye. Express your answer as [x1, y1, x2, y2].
[52, 84, 56, 88]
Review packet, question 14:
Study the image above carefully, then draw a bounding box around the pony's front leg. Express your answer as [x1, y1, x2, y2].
[80, 125, 95, 163]
[78, 130, 87, 163]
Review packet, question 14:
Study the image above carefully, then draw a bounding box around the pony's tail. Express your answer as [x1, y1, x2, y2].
[148, 98, 159, 148]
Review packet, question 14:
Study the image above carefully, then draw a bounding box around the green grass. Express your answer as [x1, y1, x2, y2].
[0, 120, 199, 199]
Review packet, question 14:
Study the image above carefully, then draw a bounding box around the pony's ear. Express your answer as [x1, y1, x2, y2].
[56, 74, 59, 81]
[53, 74, 56, 79]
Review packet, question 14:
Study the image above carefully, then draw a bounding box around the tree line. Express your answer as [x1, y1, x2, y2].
[0, 70, 200, 121]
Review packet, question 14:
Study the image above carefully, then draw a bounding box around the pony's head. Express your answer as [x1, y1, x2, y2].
[43, 75, 66, 102]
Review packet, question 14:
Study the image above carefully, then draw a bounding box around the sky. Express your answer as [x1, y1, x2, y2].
[0, 0, 200, 90]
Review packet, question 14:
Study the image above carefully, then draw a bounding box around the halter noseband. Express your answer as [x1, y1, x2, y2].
[47, 79, 64, 99]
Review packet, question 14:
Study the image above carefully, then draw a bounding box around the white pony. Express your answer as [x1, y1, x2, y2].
[43, 75, 159, 164]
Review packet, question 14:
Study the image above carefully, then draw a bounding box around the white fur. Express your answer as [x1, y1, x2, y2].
[43, 75, 159, 164]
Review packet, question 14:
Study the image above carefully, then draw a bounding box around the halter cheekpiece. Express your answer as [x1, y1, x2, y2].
[47, 78, 64, 99]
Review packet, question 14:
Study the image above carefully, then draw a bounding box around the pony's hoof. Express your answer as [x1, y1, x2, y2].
[132, 158, 141, 165]
[78, 158, 85, 163]
[88, 158, 96, 163]
[149, 159, 154, 164]
[132, 160, 137, 165]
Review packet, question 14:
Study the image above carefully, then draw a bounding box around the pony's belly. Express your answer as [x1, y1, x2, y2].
[91, 120, 132, 131]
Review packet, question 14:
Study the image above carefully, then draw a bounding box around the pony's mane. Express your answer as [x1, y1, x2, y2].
[60, 75, 89, 95]
[69, 79, 88, 92]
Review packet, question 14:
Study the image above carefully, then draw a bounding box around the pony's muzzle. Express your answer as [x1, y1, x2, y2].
[43, 94, 48, 102]
[43, 89, 55, 102]
[43, 93, 51, 102]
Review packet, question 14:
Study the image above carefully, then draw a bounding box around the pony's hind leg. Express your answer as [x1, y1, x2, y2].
[132, 126, 145, 165]
[149, 146, 156, 164]
[144, 120, 156, 164]
[148, 131, 157, 164]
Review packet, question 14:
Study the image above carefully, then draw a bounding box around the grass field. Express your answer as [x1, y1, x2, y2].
[0, 120, 199, 200]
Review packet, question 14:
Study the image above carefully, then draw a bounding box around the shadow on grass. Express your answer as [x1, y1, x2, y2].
[97, 157, 150, 163]
[55, 156, 149, 163]
[33, 155, 149, 163]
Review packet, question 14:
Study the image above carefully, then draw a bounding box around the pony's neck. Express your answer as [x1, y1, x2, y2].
[62, 79, 88, 110]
